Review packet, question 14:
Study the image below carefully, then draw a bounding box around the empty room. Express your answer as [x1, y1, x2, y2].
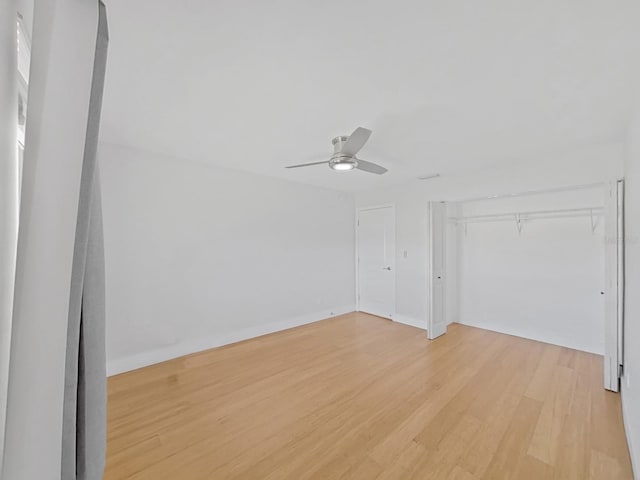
[2, 1, 640, 479]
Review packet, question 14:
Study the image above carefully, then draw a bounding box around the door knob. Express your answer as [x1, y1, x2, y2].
[382, 266, 392, 270]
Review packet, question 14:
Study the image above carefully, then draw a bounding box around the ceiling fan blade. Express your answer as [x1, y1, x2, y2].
[285, 161, 329, 169]
[341, 127, 372, 156]
[355, 159, 387, 175]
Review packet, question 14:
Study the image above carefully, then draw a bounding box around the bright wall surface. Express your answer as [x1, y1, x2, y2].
[622, 101, 640, 476]
[457, 188, 605, 354]
[100, 143, 356, 375]
[355, 142, 624, 330]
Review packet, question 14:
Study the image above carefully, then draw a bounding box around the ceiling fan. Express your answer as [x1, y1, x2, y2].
[285, 127, 388, 175]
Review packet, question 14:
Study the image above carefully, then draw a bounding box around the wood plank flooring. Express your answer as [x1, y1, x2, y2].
[105, 312, 633, 479]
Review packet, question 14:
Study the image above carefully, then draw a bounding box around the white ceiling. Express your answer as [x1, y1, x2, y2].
[100, 0, 640, 192]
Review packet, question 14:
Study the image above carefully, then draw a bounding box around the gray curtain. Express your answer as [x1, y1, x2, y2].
[0, 0, 18, 473]
[61, 2, 109, 479]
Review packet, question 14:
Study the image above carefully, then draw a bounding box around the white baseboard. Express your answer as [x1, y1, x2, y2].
[107, 305, 355, 376]
[393, 314, 426, 331]
[456, 319, 604, 355]
[621, 385, 639, 480]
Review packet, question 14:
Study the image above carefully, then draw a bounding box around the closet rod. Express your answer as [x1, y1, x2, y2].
[451, 206, 604, 224]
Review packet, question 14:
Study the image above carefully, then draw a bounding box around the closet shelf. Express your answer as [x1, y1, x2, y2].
[450, 206, 604, 225]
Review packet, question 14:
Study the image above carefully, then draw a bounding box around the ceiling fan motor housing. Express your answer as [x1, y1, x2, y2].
[330, 136, 358, 170]
[332, 135, 350, 150]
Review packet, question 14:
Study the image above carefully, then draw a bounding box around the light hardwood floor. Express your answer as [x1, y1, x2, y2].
[105, 312, 633, 479]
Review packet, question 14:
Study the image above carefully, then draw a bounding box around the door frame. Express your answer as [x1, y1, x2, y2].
[355, 204, 396, 318]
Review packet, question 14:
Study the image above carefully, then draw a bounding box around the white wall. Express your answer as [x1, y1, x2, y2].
[100, 142, 356, 375]
[355, 142, 624, 329]
[622, 100, 640, 476]
[457, 188, 605, 354]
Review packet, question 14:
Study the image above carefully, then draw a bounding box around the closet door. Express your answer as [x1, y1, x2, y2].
[428, 201, 447, 339]
[357, 206, 396, 320]
[604, 180, 624, 392]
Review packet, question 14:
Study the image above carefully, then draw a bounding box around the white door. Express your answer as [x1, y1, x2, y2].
[357, 206, 396, 319]
[604, 180, 624, 392]
[428, 202, 447, 339]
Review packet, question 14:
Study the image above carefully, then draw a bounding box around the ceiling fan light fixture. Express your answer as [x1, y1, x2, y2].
[330, 161, 356, 171]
